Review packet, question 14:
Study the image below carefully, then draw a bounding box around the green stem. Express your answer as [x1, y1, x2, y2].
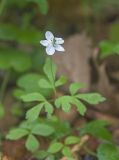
[50, 57, 56, 97]
[0, 71, 10, 102]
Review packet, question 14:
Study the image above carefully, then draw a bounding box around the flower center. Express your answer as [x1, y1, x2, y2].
[51, 38, 56, 47]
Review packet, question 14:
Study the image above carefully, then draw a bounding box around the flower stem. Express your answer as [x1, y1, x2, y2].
[0, 71, 11, 102]
[50, 57, 56, 97]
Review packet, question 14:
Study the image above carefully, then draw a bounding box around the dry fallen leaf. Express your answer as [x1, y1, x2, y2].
[53, 33, 92, 92]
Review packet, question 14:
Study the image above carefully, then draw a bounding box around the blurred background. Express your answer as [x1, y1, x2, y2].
[0, 0, 119, 159]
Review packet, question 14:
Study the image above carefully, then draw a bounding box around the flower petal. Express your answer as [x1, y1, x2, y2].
[40, 40, 49, 46]
[55, 45, 65, 52]
[55, 38, 64, 45]
[45, 31, 54, 41]
[46, 45, 55, 55]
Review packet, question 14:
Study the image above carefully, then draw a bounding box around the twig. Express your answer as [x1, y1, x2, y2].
[60, 135, 89, 160]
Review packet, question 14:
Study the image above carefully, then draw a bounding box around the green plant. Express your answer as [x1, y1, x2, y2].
[0, 1, 119, 159]
[6, 53, 113, 159]
[79, 120, 119, 160]
[99, 40, 119, 58]
[99, 22, 119, 58]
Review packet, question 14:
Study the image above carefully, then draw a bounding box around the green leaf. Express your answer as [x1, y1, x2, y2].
[97, 143, 119, 160]
[39, 78, 53, 88]
[35, 150, 48, 159]
[26, 103, 44, 121]
[17, 73, 42, 92]
[6, 128, 28, 140]
[43, 58, 57, 84]
[48, 142, 63, 154]
[17, 73, 52, 97]
[65, 136, 80, 145]
[0, 47, 31, 72]
[32, 124, 54, 136]
[69, 82, 85, 95]
[80, 120, 112, 141]
[20, 120, 39, 130]
[0, 23, 43, 45]
[99, 40, 119, 58]
[0, 103, 5, 119]
[55, 76, 67, 87]
[27, 0, 49, 15]
[26, 134, 39, 152]
[17, 27, 43, 45]
[39, 0, 48, 15]
[62, 146, 72, 158]
[44, 102, 54, 117]
[46, 116, 71, 139]
[13, 89, 25, 99]
[55, 96, 72, 112]
[72, 97, 86, 115]
[76, 93, 106, 105]
[21, 92, 45, 102]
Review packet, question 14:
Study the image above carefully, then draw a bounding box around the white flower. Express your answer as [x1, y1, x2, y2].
[40, 31, 65, 55]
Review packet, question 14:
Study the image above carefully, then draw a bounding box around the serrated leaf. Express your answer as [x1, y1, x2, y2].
[76, 93, 106, 105]
[48, 142, 63, 154]
[26, 134, 39, 152]
[62, 146, 72, 158]
[69, 82, 85, 95]
[43, 58, 57, 84]
[6, 128, 28, 140]
[20, 120, 39, 130]
[21, 92, 45, 102]
[44, 102, 54, 117]
[32, 124, 54, 136]
[97, 143, 119, 160]
[55, 96, 72, 112]
[26, 103, 44, 121]
[55, 76, 67, 87]
[72, 97, 86, 115]
[65, 136, 80, 145]
[80, 120, 112, 141]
